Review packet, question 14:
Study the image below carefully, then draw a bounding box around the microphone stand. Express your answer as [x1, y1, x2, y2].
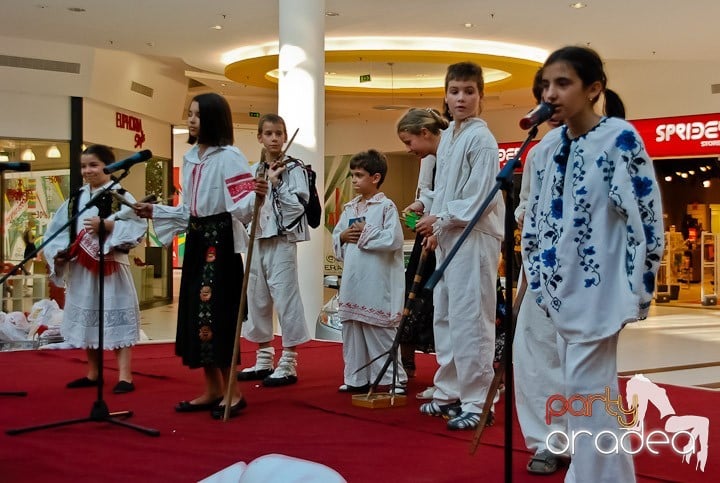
[424, 125, 539, 483]
[6, 168, 159, 437]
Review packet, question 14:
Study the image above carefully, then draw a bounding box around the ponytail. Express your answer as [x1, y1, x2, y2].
[603, 88, 626, 119]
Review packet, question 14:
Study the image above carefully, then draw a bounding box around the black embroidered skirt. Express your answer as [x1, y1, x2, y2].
[176, 212, 244, 369]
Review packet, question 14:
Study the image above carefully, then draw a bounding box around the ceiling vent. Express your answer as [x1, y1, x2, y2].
[0, 54, 80, 74]
[711, 84, 720, 94]
[130, 81, 154, 98]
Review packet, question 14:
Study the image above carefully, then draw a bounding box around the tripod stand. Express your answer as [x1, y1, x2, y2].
[5, 168, 159, 437]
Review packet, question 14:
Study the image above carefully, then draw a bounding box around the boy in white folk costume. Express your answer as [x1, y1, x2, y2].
[408, 62, 505, 430]
[332, 149, 408, 393]
[237, 114, 311, 387]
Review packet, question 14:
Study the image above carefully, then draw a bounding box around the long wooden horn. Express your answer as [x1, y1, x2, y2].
[469, 277, 527, 453]
[223, 129, 299, 420]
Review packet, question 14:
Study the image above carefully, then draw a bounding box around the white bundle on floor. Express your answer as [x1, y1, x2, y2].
[0, 312, 27, 342]
[199, 454, 347, 483]
[27, 299, 64, 339]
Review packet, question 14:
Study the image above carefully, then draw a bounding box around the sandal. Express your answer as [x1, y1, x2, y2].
[419, 400, 461, 418]
[446, 410, 495, 430]
[526, 449, 562, 475]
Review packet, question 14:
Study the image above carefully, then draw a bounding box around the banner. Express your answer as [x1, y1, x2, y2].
[630, 113, 720, 158]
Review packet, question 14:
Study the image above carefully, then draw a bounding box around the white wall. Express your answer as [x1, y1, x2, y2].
[84, 99, 172, 158]
[0, 36, 187, 125]
[0, 92, 70, 140]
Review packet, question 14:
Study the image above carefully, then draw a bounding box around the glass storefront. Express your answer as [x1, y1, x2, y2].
[0, 138, 172, 311]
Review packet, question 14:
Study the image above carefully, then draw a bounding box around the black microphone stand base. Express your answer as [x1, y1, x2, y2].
[4, 169, 159, 438]
[6, 399, 159, 436]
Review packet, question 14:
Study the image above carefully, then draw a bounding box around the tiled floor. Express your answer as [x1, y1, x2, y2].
[139, 270, 720, 389]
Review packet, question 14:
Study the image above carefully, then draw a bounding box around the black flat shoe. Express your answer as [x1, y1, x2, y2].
[112, 381, 135, 394]
[66, 377, 98, 389]
[338, 383, 370, 393]
[175, 397, 223, 413]
[211, 398, 247, 419]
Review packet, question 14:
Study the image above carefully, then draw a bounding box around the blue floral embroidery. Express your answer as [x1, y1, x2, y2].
[615, 130, 639, 151]
[632, 176, 653, 198]
[541, 247, 557, 268]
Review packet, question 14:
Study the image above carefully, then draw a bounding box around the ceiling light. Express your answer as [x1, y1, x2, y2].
[703, 180, 711, 188]
[681, 173, 688, 178]
[223, 37, 548, 66]
[211, 25, 223, 30]
[0, 153, 9, 162]
[570, 2, 587, 8]
[700, 166, 707, 172]
[664, 176, 672, 182]
[688, 170, 695, 175]
[46, 145, 61, 158]
[325, 11, 340, 17]
[21, 148, 36, 161]
[464, 23, 474, 28]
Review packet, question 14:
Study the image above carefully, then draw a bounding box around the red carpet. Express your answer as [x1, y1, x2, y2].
[0, 341, 716, 482]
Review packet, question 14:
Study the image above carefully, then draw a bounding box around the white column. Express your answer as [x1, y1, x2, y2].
[278, 0, 325, 338]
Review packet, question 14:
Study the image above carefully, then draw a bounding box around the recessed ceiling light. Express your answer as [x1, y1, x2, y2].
[220, 83, 227, 87]
[211, 25, 223, 30]
[569, 2, 586, 8]
[67, 7, 86, 12]
[325, 11, 340, 17]
[464, 23, 474, 28]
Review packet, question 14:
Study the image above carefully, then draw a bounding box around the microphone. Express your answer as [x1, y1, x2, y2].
[0, 162, 31, 172]
[519, 102, 555, 130]
[103, 150, 153, 174]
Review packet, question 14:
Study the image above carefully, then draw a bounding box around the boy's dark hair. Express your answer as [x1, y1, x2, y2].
[257, 113, 287, 135]
[445, 62, 484, 93]
[82, 144, 115, 165]
[544, 46, 626, 119]
[188, 93, 234, 146]
[349, 149, 388, 188]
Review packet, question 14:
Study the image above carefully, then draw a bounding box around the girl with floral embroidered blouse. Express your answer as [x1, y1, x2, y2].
[522, 46, 664, 482]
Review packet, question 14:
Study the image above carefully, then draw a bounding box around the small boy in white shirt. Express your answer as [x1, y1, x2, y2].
[331, 149, 407, 393]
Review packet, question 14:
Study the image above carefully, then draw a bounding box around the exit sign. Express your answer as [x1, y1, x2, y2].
[249, 111, 260, 118]
[359, 74, 371, 83]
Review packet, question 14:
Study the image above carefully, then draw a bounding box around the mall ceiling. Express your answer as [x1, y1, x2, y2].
[2, 1, 719, 125]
